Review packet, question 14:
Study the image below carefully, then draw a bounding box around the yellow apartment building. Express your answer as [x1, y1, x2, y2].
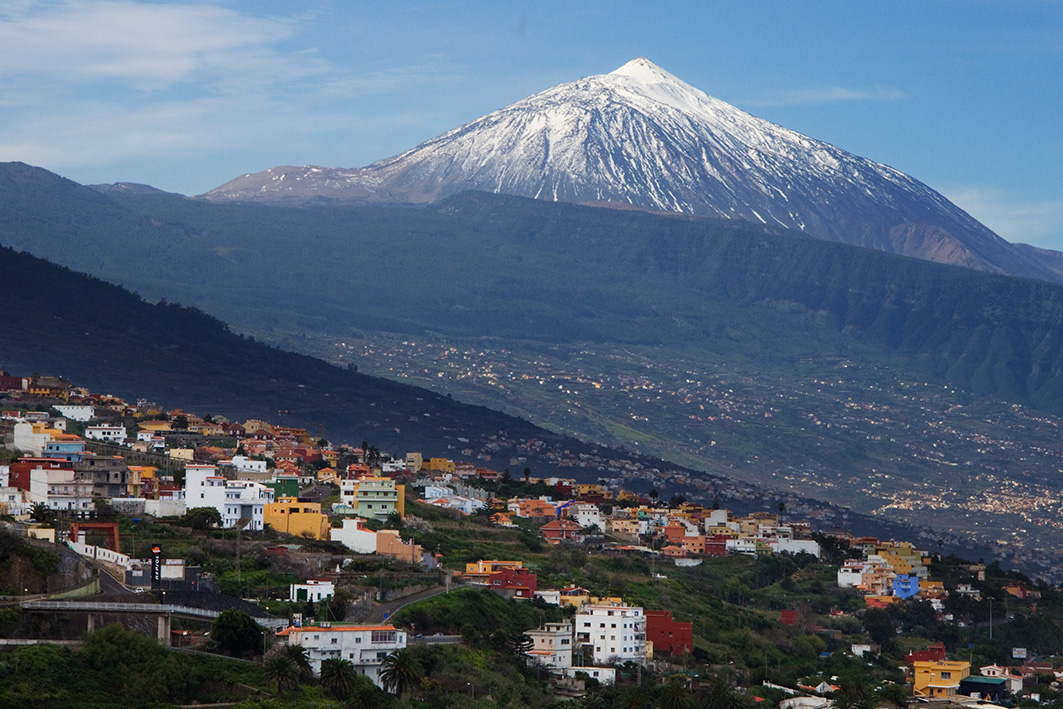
[264, 497, 330, 540]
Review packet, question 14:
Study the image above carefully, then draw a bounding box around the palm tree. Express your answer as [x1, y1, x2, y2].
[283, 643, 314, 681]
[343, 674, 385, 709]
[320, 657, 359, 699]
[30, 502, 53, 526]
[833, 673, 875, 709]
[658, 674, 695, 709]
[263, 654, 300, 695]
[699, 675, 746, 709]
[379, 648, 423, 698]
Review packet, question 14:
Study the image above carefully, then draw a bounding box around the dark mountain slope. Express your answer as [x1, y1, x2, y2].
[5, 163, 1063, 416]
[0, 244, 1007, 565]
[0, 243, 576, 466]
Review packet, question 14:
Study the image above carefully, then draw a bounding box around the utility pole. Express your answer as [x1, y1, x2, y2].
[235, 517, 251, 585]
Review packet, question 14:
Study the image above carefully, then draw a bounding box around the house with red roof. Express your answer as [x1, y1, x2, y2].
[541, 518, 583, 544]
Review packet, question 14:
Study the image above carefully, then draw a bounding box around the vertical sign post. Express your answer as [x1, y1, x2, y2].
[151, 545, 162, 588]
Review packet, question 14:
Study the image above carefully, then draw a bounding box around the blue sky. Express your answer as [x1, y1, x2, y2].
[2, 1, 1061, 248]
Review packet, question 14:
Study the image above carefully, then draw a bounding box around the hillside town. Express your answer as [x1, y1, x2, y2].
[0, 369, 1059, 707]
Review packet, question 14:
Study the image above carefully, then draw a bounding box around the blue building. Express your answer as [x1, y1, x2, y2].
[892, 573, 920, 600]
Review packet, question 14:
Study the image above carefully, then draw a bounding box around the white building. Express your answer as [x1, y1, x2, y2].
[290, 579, 336, 603]
[0, 486, 29, 515]
[85, 425, 128, 445]
[426, 495, 485, 516]
[135, 431, 165, 451]
[574, 603, 647, 665]
[703, 509, 729, 527]
[13, 422, 52, 456]
[526, 622, 573, 669]
[569, 503, 603, 531]
[726, 539, 759, 556]
[837, 560, 866, 588]
[276, 624, 407, 688]
[330, 517, 378, 554]
[54, 405, 94, 422]
[228, 455, 268, 475]
[535, 589, 561, 605]
[561, 666, 616, 685]
[423, 485, 454, 500]
[768, 538, 821, 558]
[29, 466, 94, 513]
[184, 464, 273, 530]
[220, 480, 273, 530]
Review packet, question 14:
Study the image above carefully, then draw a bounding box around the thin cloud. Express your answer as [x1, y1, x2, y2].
[0, 1, 460, 177]
[745, 86, 905, 107]
[944, 186, 1063, 249]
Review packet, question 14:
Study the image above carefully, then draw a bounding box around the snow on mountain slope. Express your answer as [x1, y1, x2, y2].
[204, 58, 1058, 282]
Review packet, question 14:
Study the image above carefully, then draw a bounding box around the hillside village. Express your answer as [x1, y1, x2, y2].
[1, 370, 1062, 707]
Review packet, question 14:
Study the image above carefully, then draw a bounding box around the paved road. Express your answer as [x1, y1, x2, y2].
[362, 582, 465, 625]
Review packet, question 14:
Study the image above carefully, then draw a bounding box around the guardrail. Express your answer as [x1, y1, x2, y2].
[20, 599, 288, 629]
[409, 634, 462, 645]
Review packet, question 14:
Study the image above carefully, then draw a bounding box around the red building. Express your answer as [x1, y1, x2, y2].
[705, 536, 728, 557]
[662, 520, 688, 544]
[0, 371, 23, 392]
[541, 518, 583, 544]
[905, 643, 947, 666]
[488, 567, 538, 600]
[9, 457, 73, 491]
[645, 610, 693, 656]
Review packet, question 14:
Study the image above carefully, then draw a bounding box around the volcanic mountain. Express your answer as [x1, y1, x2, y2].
[204, 57, 1059, 282]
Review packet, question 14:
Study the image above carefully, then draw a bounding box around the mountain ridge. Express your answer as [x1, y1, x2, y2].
[201, 58, 1063, 283]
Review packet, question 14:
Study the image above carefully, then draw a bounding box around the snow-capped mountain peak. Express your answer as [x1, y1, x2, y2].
[203, 58, 1059, 282]
[608, 57, 725, 115]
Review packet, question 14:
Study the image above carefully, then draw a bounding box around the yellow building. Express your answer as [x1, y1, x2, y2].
[126, 465, 156, 497]
[913, 660, 970, 697]
[423, 457, 456, 473]
[463, 560, 523, 584]
[264, 497, 330, 540]
[606, 518, 640, 537]
[138, 420, 172, 433]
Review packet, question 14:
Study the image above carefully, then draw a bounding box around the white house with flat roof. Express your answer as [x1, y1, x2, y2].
[85, 425, 127, 445]
[184, 464, 273, 530]
[276, 624, 407, 688]
[575, 602, 646, 665]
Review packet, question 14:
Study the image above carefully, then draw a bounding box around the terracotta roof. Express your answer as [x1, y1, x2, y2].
[278, 624, 398, 636]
